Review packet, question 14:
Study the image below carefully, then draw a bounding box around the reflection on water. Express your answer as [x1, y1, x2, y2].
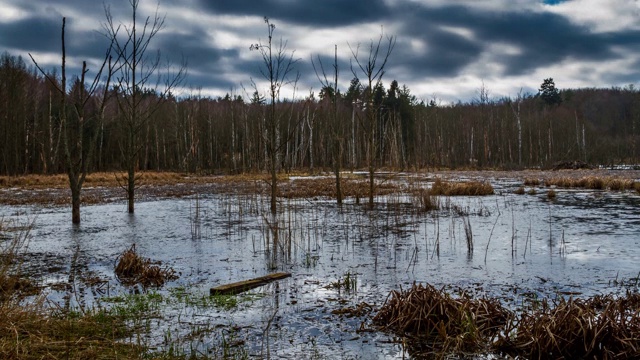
[1, 179, 640, 358]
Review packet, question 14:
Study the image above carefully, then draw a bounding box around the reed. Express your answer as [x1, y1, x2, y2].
[374, 282, 640, 359]
[498, 293, 640, 359]
[430, 178, 494, 196]
[373, 283, 509, 356]
[544, 176, 636, 191]
[114, 244, 178, 288]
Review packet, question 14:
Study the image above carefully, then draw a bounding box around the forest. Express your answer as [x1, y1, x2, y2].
[1, 50, 639, 178]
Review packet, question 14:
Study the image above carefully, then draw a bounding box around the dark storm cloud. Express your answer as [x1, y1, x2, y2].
[197, 0, 389, 27]
[393, 4, 638, 78]
[3, 0, 639, 101]
[0, 16, 61, 53]
[154, 30, 239, 73]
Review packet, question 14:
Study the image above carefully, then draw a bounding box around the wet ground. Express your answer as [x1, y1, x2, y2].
[1, 171, 640, 358]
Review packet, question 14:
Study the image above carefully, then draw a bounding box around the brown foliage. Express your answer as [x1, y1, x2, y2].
[498, 293, 640, 359]
[114, 245, 178, 288]
[373, 283, 640, 359]
[430, 178, 494, 196]
[544, 176, 635, 191]
[373, 283, 509, 356]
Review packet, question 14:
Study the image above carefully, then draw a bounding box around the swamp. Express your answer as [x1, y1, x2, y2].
[1, 169, 640, 359]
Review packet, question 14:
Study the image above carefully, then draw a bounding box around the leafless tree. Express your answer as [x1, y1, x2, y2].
[104, 0, 186, 214]
[313, 45, 343, 204]
[349, 30, 395, 208]
[30, 18, 115, 224]
[250, 17, 299, 214]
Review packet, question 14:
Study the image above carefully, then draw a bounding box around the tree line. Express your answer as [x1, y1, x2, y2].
[3, 50, 639, 177]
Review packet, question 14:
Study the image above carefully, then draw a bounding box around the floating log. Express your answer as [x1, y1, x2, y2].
[210, 272, 291, 296]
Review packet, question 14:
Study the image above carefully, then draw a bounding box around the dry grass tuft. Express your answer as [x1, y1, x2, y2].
[544, 176, 635, 191]
[412, 188, 440, 213]
[0, 301, 142, 360]
[514, 186, 525, 195]
[430, 178, 494, 196]
[498, 293, 640, 359]
[547, 189, 557, 199]
[279, 177, 400, 199]
[373, 283, 640, 359]
[373, 283, 510, 356]
[523, 178, 540, 186]
[0, 220, 38, 301]
[114, 245, 178, 288]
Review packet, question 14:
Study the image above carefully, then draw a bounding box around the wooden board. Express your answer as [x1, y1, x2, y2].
[209, 272, 292, 296]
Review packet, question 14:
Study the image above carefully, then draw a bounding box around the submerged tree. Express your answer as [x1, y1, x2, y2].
[349, 30, 395, 208]
[313, 45, 343, 205]
[104, 0, 186, 214]
[250, 17, 299, 214]
[30, 18, 115, 224]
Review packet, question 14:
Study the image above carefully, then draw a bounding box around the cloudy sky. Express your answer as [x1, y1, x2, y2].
[1, 0, 640, 103]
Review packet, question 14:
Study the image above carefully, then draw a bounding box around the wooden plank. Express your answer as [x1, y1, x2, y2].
[210, 272, 292, 296]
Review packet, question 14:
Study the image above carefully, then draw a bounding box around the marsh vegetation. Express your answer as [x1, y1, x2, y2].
[1, 169, 640, 358]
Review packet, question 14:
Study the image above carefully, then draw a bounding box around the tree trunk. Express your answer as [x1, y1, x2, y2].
[128, 165, 135, 213]
[71, 185, 81, 224]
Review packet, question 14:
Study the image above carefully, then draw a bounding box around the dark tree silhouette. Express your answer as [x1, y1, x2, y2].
[539, 78, 562, 106]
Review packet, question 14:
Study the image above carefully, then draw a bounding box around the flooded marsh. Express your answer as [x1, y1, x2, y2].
[1, 170, 640, 358]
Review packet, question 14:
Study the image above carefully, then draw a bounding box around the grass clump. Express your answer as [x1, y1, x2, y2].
[430, 179, 494, 196]
[412, 188, 440, 212]
[115, 244, 178, 288]
[0, 220, 37, 301]
[514, 186, 525, 195]
[544, 176, 636, 191]
[547, 189, 557, 199]
[373, 283, 510, 357]
[523, 178, 541, 186]
[328, 271, 358, 293]
[0, 303, 144, 360]
[497, 293, 640, 359]
[374, 283, 640, 359]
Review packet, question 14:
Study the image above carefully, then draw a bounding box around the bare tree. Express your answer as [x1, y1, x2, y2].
[349, 31, 395, 208]
[104, 0, 186, 214]
[313, 45, 343, 204]
[30, 18, 115, 224]
[510, 89, 524, 166]
[250, 17, 299, 214]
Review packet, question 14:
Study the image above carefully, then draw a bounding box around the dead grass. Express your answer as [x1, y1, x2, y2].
[411, 188, 440, 213]
[114, 245, 178, 288]
[523, 178, 540, 186]
[544, 176, 636, 191]
[0, 171, 208, 189]
[373, 283, 509, 356]
[0, 301, 144, 360]
[0, 220, 37, 301]
[497, 293, 640, 359]
[514, 186, 525, 195]
[373, 283, 640, 359]
[278, 177, 400, 199]
[430, 178, 494, 196]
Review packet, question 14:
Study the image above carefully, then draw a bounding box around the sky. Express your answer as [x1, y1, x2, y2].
[1, 0, 640, 104]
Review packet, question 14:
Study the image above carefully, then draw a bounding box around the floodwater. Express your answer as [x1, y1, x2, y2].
[2, 174, 640, 358]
